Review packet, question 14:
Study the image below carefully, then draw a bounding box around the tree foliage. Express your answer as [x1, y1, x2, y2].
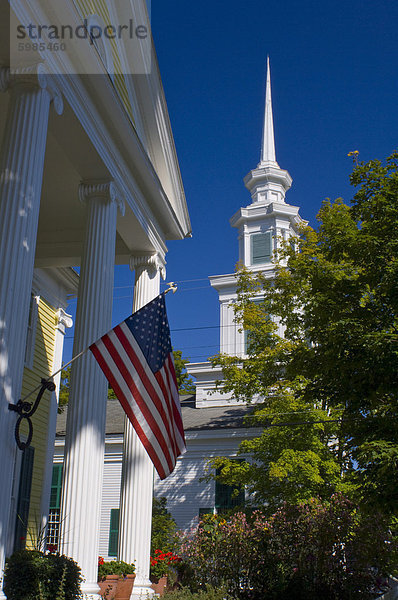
[173, 350, 195, 395]
[178, 498, 397, 600]
[151, 496, 177, 555]
[210, 152, 398, 515]
[58, 365, 117, 410]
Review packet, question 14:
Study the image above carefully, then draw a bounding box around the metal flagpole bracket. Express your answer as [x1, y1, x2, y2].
[164, 282, 178, 295]
[8, 378, 56, 450]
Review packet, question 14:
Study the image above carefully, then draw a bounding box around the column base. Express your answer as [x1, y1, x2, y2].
[130, 581, 155, 599]
[81, 581, 102, 600]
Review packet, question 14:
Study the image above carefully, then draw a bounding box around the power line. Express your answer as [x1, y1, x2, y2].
[264, 414, 398, 428]
[110, 278, 211, 291]
[64, 322, 243, 339]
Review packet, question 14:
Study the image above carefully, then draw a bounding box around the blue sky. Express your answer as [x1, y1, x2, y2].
[63, 0, 398, 365]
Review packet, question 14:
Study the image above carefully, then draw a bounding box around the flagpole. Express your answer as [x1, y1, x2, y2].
[18, 346, 91, 404]
[17, 283, 178, 404]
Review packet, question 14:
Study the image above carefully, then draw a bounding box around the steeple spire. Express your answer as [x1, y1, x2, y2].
[260, 56, 277, 166]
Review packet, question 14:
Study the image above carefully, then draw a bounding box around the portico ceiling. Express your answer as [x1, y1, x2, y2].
[35, 98, 151, 268]
[0, 1, 191, 270]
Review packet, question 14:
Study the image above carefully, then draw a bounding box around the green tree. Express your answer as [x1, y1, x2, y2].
[151, 496, 177, 554]
[173, 350, 195, 395]
[210, 152, 398, 515]
[58, 367, 71, 413]
[58, 365, 117, 408]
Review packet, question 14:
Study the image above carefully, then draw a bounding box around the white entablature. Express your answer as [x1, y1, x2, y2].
[187, 58, 305, 407]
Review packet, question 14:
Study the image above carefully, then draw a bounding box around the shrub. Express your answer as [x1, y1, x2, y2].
[178, 495, 398, 600]
[162, 585, 232, 600]
[152, 497, 177, 553]
[97, 558, 135, 580]
[4, 549, 82, 600]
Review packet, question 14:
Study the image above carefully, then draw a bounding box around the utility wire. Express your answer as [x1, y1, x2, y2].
[67, 285, 213, 303]
[264, 415, 391, 428]
[64, 322, 243, 339]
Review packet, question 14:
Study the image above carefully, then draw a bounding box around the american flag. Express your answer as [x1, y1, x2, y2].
[90, 293, 186, 480]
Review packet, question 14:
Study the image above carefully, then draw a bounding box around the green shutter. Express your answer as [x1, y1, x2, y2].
[108, 509, 120, 557]
[14, 446, 35, 551]
[215, 466, 245, 513]
[49, 464, 63, 510]
[251, 232, 272, 265]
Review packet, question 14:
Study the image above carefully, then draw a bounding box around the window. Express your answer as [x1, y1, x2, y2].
[50, 464, 63, 510]
[108, 509, 120, 557]
[25, 294, 39, 369]
[47, 464, 63, 550]
[215, 467, 245, 513]
[14, 446, 35, 552]
[251, 232, 272, 265]
[198, 507, 214, 518]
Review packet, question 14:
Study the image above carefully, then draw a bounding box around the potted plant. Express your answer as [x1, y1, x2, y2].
[98, 557, 135, 600]
[150, 550, 180, 596]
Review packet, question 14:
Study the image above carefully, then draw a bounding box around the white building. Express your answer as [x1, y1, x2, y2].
[53, 59, 306, 557]
[0, 2, 190, 598]
[157, 58, 305, 526]
[54, 395, 261, 557]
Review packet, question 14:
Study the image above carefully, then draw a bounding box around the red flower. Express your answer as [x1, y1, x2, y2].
[98, 556, 104, 566]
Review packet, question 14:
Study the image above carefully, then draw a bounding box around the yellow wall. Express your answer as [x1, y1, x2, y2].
[20, 297, 57, 547]
[74, 0, 135, 123]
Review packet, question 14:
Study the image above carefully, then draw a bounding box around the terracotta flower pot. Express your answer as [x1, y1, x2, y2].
[151, 575, 168, 596]
[115, 574, 136, 600]
[98, 574, 119, 600]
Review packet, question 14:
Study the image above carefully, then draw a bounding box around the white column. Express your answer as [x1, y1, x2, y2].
[59, 182, 121, 599]
[118, 254, 165, 599]
[0, 66, 62, 598]
[40, 309, 73, 541]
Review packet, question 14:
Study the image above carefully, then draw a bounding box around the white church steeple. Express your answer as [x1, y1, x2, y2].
[187, 63, 306, 406]
[230, 59, 304, 270]
[243, 58, 292, 206]
[260, 57, 277, 166]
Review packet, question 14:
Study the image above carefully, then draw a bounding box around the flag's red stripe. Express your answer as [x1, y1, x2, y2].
[101, 331, 174, 474]
[155, 366, 178, 459]
[90, 343, 167, 479]
[161, 360, 184, 455]
[114, 325, 177, 452]
[165, 355, 185, 442]
[168, 353, 179, 391]
[106, 332, 174, 470]
[166, 355, 185, 438]
[90, 343, 164, 476]
[156, 361, 179, 458]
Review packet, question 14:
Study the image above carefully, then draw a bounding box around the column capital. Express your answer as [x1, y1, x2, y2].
[0, 64, 63, 115]
[79, 180, 125, 215]
[129, 252, 166, 280]
[57, 308, 73, 330]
